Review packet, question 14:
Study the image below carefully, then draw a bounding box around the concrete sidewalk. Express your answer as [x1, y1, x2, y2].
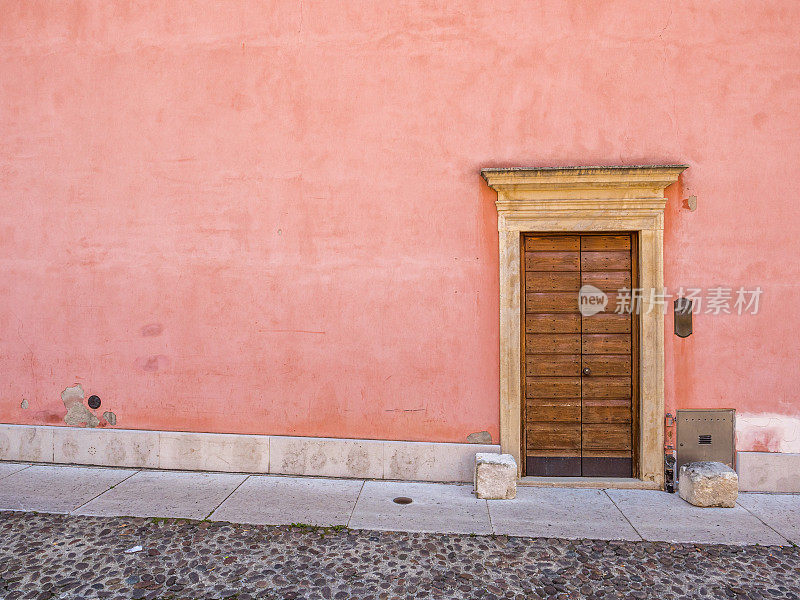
[0, 461, 797, 546]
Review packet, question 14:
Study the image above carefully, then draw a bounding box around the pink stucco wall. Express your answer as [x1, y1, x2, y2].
[2, 2, 799, 450]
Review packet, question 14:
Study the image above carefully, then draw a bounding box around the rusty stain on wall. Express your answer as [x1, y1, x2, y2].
[388, 447, 436, 481]
[61, 383, 100, 428]
[135, 355, 170, 372]
[140, 323, 163, 337]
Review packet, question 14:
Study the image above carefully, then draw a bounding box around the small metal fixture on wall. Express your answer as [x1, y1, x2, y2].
[674, 298, 692, 338]
[664, 412, 676, 493]
[664, 454, 676, 493]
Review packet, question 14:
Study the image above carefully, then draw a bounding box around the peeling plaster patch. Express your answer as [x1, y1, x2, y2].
[20, 398, 28, 409]
[64, 404, 100, 428]
[466, 431, 492, 444]
[61, 384, 84, 408]
[61, 383, 100, 428]
[103, 411, 117, 426]
[736, 413, 800, 453]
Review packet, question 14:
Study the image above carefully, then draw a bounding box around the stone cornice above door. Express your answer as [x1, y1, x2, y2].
[482, 166, 687, 234]
[481, 165, 688, 199]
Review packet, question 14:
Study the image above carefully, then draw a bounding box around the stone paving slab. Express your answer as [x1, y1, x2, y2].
[1, 462, 800, 548]
[606, 489, 790, 545]
[0, 462, 29, 481]
[210, 475, 363, 526]
[74, 470, 248, 520]
[737, 492, 800, 545]
[488, 487, 642, 540]
[349, 480, 492, 535]
[0, 464, 135, 514]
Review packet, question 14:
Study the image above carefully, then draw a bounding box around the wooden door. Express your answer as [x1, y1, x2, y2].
[523, 233, 637, 477]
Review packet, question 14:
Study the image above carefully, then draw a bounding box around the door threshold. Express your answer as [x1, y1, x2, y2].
[519, 476, 661, 490]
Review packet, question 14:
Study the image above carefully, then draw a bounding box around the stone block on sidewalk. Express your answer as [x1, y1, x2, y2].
[474, 453, 517, 499]
[678, 461, 738, 508]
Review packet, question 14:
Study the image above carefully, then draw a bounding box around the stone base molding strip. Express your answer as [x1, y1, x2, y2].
[3, 424, 798, 490]
[737, 451, 800, 493]
[474, 453, 517, 499]
[678, 461, 738, 508]
[0, 424, 498, 483]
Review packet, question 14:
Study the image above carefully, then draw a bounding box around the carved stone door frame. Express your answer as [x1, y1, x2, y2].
[482, 165, 687, 489]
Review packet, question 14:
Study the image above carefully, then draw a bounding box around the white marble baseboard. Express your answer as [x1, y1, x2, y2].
[0, 424, 498, 483]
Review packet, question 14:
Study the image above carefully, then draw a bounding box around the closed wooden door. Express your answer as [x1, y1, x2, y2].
[523, 233, 637, 477]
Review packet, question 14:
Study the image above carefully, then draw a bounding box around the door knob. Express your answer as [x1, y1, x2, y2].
[582, 367, 591, 376]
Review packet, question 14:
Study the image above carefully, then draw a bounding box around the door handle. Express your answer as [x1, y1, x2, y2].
[582, 367, 591, 376]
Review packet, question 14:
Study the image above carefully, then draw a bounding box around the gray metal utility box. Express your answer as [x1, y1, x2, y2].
[676, 409, 736, 473]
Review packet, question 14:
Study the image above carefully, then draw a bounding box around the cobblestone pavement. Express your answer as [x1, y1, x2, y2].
[1, 511, 798, 600]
